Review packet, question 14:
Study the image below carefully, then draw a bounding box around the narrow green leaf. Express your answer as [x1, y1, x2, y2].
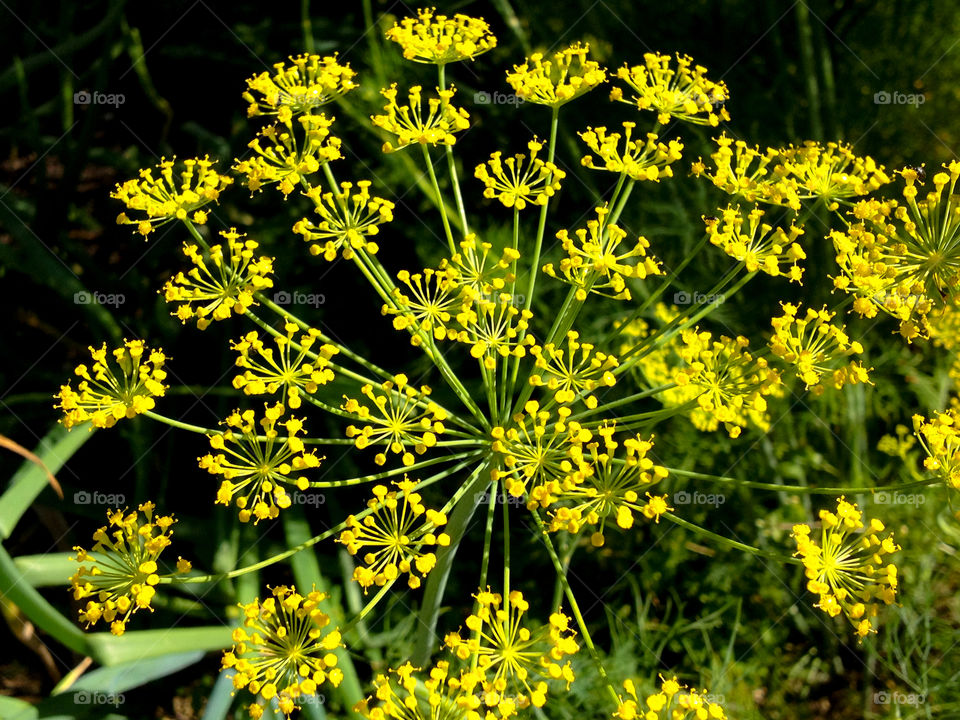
[86, 626, 232, 666]
[0, 695, 38, 720]
[66, 650, 204, 693]
[200, 669, 236, 720]
[14, 552, 76, 587]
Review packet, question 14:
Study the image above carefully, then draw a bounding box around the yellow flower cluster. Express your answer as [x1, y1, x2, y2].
[70, 502, 190, 636]
[294, 180, 396, 260]
[692, 136, 794, 209]
[243, 53, 357, 119]
[529, 330, 619, 408]
[544, 205, 663, 300]
[580, 122, 683, 182]
[704, 205, 805, 282]
[453, 293, 535, 369]
[162, 229, 274, 329]
[550, 426, 670, 545]
[234, 114, 342, 196]
[832, 165, 960, 340]
[199, 403, 321, 523]
[475, 138, 565, 210]
[792, 497, 899, 639]
[614, 676, 728, 719]
[506, 42, 607, 107]
[55, 340, 168, 429]
[112, 156, 232, 237]
[445, 589, 578, 713]
[443, 234, 519, 298]
[385, 7, 497, 64]
[339, 477, 450, 591]
[913, 408, 960, 489]
[610, 52, 730, 126]
[383, 267, 461, 343]
[675, 329, 781, 438]
[769, 303, 870, 394]
[371, 85, 470, 153]
[223, 585, 344, 718]
[232, 323, 339, 408]
[342, 375, 448, 466]
[360, 659, 494, 720]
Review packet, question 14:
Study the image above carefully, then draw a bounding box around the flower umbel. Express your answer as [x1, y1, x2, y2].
[580, 122, 683, 182]
[385, 8, 497, 64]
[295, 180, 396, 261]
[614, 676, 728, 719]
[913, 408, 960, 489]
[371, 85, 470, 153]
[475, 138, 565, 210]
[243, 53, 357, 119]
[704, 205, 805, 282]
[506, 42, 607, 108]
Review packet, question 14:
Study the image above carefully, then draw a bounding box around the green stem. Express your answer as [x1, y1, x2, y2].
[668, 469, 940, 495]
[421, 144, 456, 255]
[662, 513, 800, 564]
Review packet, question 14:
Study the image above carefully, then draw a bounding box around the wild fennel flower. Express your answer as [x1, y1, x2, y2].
[385, 7, 497, 64]
[383, 267, 462, 344]
[234, 114, 342, 196]
[704, 205, 805, 282]
[441, 234, 519, 298]
[162, 228, 274, 329]
[776, 140, 890, 209]
[294, 180, 396, 260]
[453, 293, 535, 370]
[371, 84, 470, 153]
[692, 135, 800, 211]
[232, 323, 339, 408]
[529, 330, 619, 408]
[338, 477, 450, 591]
[506, 42, 607, 107]
[610, 52, 730, 126]
[614, 676, 728, 719]
[580, 122, 683, 182]
[550, 427, 669, 546]
[199, 403, 321, 523]
[791, 497, 899, 639]
[359, 660, 485, 720]
[70, 502, 191, 636]
[55, 340, 168, 429]
[769, 302, 870, 394]
[112, 156, 232, 237]
[342, 376, 448, 466]
[445, 589, 578, 712]
[543, 205, 663, 301]
[223, 585, 344, 719]
[474, 138, 565, 210]
[913, 409, 960, 489]
[243, 53, 357, 120]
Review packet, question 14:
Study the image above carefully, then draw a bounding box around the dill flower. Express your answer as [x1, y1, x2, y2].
[704, 205, 805, 282]
[692, 135, 800, 211]
[385, 8, 497, 64]
[359, 660, 488, 720]
[294, 180, 396, 260]
[199, 403, 322, 523]
[162, 228, 274, 329]
[338, 477, 450, 591]
[232, 323, 339, 408]
[453, 293, 535, 370]
[769, 303, 870, 394]
[474, 138, 565, 210]
[55, 340, 168, 429]
[70, 502, 191, 636]
[371, 84, 470, 153]
[777, 140, 890, 210]
[342, 375, 448, 466]
[543, 206, 663, 301]
[550, 427, 669, 546]
[791, 497, 899, 639]
[614, 676, 728, 719]
[383, 267, 462, 345]
[579, 123, 683, 182]
[445, 589, 578, 711]
[913, 409, 960, 489]
[491, 401, 590, 501]
[234, 114, 342, 196]
[441, 234, 519, 299]
[112, 156, 232, 237]
[506, 42, 607, 107]
[223, 585, 344, 718]
[243, 53, 357, 120]
[674, 329, 781, 438]
[529, 331, 619, 408]
[610, 52, 730, 126]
